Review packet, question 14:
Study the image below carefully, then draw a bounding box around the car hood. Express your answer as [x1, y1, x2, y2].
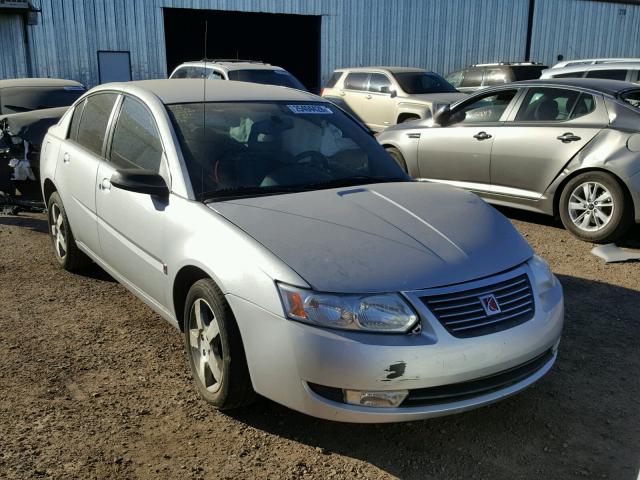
[405, 92, 467, 104]
[210, 182, 533, 293]
[0, 106, 68, 145]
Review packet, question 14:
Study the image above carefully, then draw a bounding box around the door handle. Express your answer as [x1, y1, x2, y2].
[63, 152, 70, 163]
[366, 94, 372, 99]
[473, 131, 492, 140]
[339, 91, 346, 97]
[557, 132, 581, 143]
[98, 178, 111, 191]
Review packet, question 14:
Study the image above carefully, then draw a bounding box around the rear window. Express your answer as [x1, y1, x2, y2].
[325, 72, 343, 89]
[0, 85, 85, 115]
[393, 72, 458, 94]
[511, 66, 547, 81]
[227, 69, 307, 91]
[586, 69, 628, 81]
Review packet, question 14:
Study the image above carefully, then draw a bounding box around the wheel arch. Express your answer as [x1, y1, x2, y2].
[172, 265, 214, 331]
[43, 178, 57, 206]
[553, 167, 635, 218]
[397, 112, 421, 124]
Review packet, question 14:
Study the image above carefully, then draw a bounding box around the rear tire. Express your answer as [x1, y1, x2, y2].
[184, 279, 255, 410]
[559, 171, 632, 243]
[385, 146, 408, 173]
[47, 191, 91, 271]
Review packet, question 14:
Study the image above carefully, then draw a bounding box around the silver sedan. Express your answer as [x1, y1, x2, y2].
[40, 80, 563, 423]
[378, 78, 640, 243]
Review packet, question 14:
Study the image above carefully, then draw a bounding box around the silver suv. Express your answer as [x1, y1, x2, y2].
[321, 67, 465, 132]
[169, 59, 307, 91]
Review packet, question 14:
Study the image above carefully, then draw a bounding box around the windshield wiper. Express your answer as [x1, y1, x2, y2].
[199, 185, 304, 202]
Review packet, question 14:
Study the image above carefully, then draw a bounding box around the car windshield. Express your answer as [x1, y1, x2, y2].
[1, 86, 85, 114]
[166, 101, 408, 200]
[227, 70, 307, 91]
[393, 72, 458, 94]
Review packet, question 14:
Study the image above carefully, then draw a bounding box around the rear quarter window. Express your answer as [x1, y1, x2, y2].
[325, 72, 343, 89]
[586, 69, 628, 81]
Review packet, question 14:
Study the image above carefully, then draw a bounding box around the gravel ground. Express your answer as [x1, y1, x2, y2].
[0, 210, 638, 480]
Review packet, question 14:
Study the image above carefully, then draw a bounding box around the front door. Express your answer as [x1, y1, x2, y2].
[490, 87, 606, 198]
[363, 73, 397, 130]
[340, 72, 370, 126]
[95, 95, 169, 307]
[417, 89, 520, 189]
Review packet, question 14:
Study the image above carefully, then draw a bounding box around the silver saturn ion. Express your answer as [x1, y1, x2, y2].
[40, 80, 563, 423]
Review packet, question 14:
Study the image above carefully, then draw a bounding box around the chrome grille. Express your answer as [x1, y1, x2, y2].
[421, 274, 535, 338]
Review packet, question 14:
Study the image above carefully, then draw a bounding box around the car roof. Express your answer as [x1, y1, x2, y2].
[546, 62, 640, 75]
[174, 61, 283, 72]
[511, 78, 640, 96]
[0, 78, 84, 89]
[335, 66, 426, 74]
[95, 79, 321, 104]
[551, 58, 640, 69]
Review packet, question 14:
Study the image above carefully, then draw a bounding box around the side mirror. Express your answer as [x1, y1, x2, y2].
[434, 105, 452, 125]
[110, 169, 169, 197]
[389, 89, 397, 98]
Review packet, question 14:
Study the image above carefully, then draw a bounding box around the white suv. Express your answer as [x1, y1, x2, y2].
[169, 59, 307, 91]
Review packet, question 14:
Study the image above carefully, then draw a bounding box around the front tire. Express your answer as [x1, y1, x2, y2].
[184, 279, 255, 410]
[47, 191, 91, 271]
[559, 171, 632, 243]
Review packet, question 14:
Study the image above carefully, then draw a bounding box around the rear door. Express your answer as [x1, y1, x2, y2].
[95, 95, 170, 307]
[490, 86, 607, 198]
[362, 72, 397, 131]
[417, 88, 520, 187]
[340, 72, 370, 125]
[55, 92, 118, 257]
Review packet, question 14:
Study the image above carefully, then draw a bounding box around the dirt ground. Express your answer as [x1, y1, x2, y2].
[0, 209, 638, 480]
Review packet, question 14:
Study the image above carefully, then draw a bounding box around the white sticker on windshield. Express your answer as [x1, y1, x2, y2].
[287, 104, 333, 114]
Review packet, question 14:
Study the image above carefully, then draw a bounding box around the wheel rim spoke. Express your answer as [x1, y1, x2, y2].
[569, 181, 614, 232]
[188, 297, 223, 393]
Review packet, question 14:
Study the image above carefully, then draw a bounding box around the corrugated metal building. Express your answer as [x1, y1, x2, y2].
[0, 0, 639, 91]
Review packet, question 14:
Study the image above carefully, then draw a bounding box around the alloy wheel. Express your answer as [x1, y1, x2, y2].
[50, 204, 67, 260]
[567, 181, 614, 232]
[188, 298, 224, 393]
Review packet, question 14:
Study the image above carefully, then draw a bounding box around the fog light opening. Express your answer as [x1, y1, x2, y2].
[343, 389, 408, 408]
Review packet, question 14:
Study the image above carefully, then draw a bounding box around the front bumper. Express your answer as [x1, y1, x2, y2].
[228, 264, 564, 423]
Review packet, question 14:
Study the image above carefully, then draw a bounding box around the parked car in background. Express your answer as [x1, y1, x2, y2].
[541, 62, 640, 83]
[321, 67, 465, 132]
[445, 63, 547, 93]
[39, 79, 563, 422]
[169, 59, 307, 91]
[0, 78, 85, 211]
[377, 78, 640, 243]
[550, 58, 640, 69]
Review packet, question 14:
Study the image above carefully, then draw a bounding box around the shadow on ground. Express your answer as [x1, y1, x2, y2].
[0, 213, 48, 233]
[226, 275, 640, 479]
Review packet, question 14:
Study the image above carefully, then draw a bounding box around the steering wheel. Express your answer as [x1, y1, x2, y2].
[294, 150, 329, 171]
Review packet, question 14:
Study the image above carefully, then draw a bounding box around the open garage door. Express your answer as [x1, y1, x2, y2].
[163, 8, 321, 93]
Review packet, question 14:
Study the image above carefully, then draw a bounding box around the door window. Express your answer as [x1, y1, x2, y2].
[109, 96, 163, 172]
[445, 70, 464, 88]
[368, 73, 392, 93]
[449, 90, 517, 124]
[75, 93, 118, 156]
[344, 73, 369, 91]
[585, 69, 628, 81]
[515, 87, 593, 121]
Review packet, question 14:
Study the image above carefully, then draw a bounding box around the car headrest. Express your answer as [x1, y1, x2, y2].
[535, 99, 559, 121]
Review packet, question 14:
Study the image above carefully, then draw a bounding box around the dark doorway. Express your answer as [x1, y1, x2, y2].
[163, 8, 321, 92]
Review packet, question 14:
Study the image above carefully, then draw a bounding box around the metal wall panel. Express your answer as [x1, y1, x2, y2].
[16, 0, 530, 87]
[531, 0, 640, 66]
[12, 0, 638, 87]
[0, 14, 28, 79]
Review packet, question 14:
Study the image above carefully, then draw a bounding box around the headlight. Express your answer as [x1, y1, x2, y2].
[528, 255, 558, 294]
[277, 283, 418, 333]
